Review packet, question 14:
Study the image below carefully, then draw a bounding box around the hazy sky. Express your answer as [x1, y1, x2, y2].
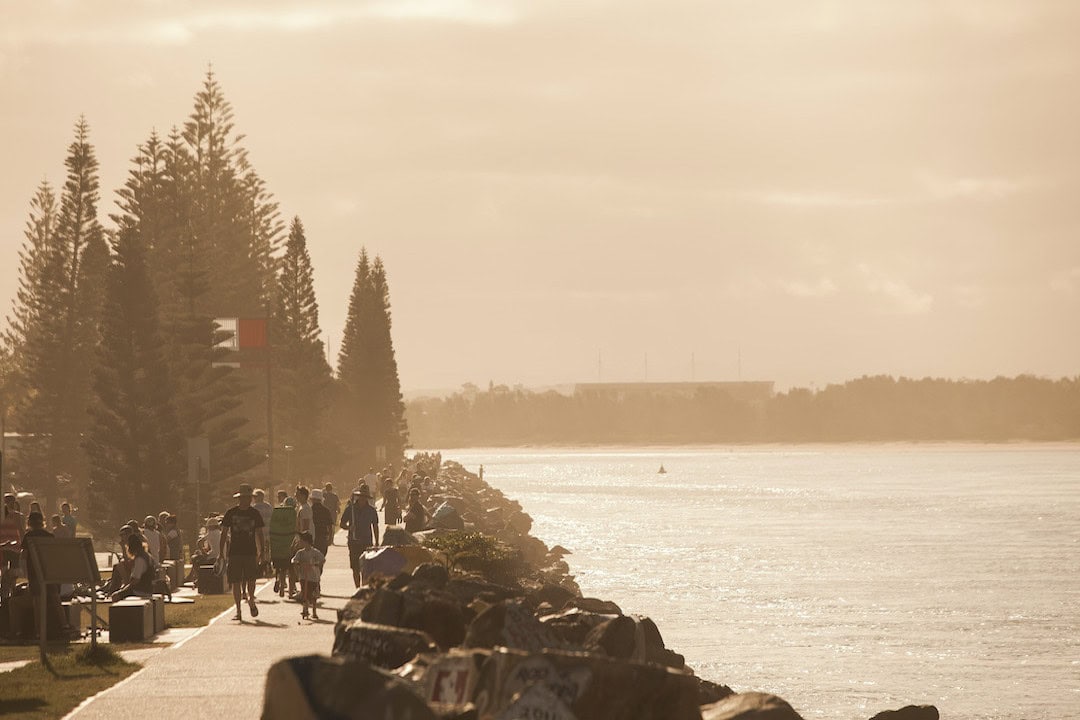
[2, 0, 1079, 392]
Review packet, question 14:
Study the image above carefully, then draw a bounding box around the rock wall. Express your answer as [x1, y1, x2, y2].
[264, 459, 940, 720]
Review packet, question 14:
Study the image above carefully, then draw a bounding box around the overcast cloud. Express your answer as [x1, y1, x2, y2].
[2, 0, 1078, 391]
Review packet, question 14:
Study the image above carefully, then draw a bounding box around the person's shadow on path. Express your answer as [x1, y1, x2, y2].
[234, 619, 289, 628]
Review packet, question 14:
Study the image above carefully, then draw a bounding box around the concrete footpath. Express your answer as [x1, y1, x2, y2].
[67, 529, 355, 720]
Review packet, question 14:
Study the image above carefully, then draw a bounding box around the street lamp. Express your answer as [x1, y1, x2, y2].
[284, 445, 294, 487]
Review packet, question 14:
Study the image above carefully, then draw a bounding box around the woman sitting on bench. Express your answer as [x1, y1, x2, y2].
[111, 534, 155, 601]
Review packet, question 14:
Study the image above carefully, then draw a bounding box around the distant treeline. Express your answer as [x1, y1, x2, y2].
[406, 375, 1080, 446]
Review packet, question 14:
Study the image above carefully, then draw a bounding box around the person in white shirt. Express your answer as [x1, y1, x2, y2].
[291, 531, 325, 619]
[295, 486, 313, 534]
[142, 516, 163, 562]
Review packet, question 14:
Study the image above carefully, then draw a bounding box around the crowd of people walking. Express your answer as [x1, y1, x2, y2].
[0, 453, 446, 635]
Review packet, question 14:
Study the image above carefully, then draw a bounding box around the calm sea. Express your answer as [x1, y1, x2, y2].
[446, 445, 1080, 720]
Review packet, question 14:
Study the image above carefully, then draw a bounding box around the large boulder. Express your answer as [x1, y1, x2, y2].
[697, 677, 736, 705]
[473, 647, 701, 720]
[868, 706, 939, 720]
[583, 614, 685, 669]
[526, 582, 577, 611]
[397, 648, 491, 715]
[465, 600, 566, 653]
[444, 574, 520, 607]
[262, 654, 435, 720]
[351, 586, 467, 650]
[432, 502, 466, 530]
[332, 620, 438, 670]
[541, 608, 619, 647]
[411, 562, 450, 589]
[701, 692, 804, 720]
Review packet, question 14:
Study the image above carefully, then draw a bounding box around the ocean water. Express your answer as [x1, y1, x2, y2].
[447, 445, 1080, 720]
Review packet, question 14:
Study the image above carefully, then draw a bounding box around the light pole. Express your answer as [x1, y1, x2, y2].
[284, 445, 294, 489]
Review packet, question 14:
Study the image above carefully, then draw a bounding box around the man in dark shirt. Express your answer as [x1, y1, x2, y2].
[339, 485, 379, 588]
[221, 483, 266, 621]
[21, 511, 53, 594]
[322, 483, 340, 545]
[310, 490, 334, 557]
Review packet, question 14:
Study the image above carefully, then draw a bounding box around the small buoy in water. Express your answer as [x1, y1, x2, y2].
[658, 464, 667, 474]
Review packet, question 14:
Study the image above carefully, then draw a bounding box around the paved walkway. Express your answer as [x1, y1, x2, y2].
[68, 530, 356, 720]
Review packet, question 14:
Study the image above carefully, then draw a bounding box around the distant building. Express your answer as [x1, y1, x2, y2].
[573, 381, 774, 405]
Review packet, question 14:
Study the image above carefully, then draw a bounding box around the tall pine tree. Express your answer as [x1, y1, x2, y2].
[118, 126, 260, 518]
[6, 119, 108, 508]
[370, 257, 408, 462]
[336, 249, 408, 469]
[273, 217, 334, 477]
[84, 223, 184, 530]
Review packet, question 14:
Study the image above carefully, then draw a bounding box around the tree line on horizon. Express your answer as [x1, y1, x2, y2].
[0, 71, 407, 533]
[405, 374, 1080, 446]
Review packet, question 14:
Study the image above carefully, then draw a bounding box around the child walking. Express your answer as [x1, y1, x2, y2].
[291, 531, 325, 619]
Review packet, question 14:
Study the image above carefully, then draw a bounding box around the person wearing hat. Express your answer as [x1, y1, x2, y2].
[221, 483, 266, 620]
[339, 485, 379, 588]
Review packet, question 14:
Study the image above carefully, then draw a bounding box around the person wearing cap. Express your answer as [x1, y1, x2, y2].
[310, 489, 334, 557]
[221, 483, 266, 620]
[339, 485, 379, 588]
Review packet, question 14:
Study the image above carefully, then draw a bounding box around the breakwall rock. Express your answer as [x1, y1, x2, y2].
[263, 458, 940, 720]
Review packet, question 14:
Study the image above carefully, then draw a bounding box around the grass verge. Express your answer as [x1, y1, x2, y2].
[0, 644, 139, 720]
[165, 593, 236, 627]
[0, 642, 164, 664]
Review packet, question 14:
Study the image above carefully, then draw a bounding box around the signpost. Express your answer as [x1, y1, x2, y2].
[25, 537, 101, 668]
